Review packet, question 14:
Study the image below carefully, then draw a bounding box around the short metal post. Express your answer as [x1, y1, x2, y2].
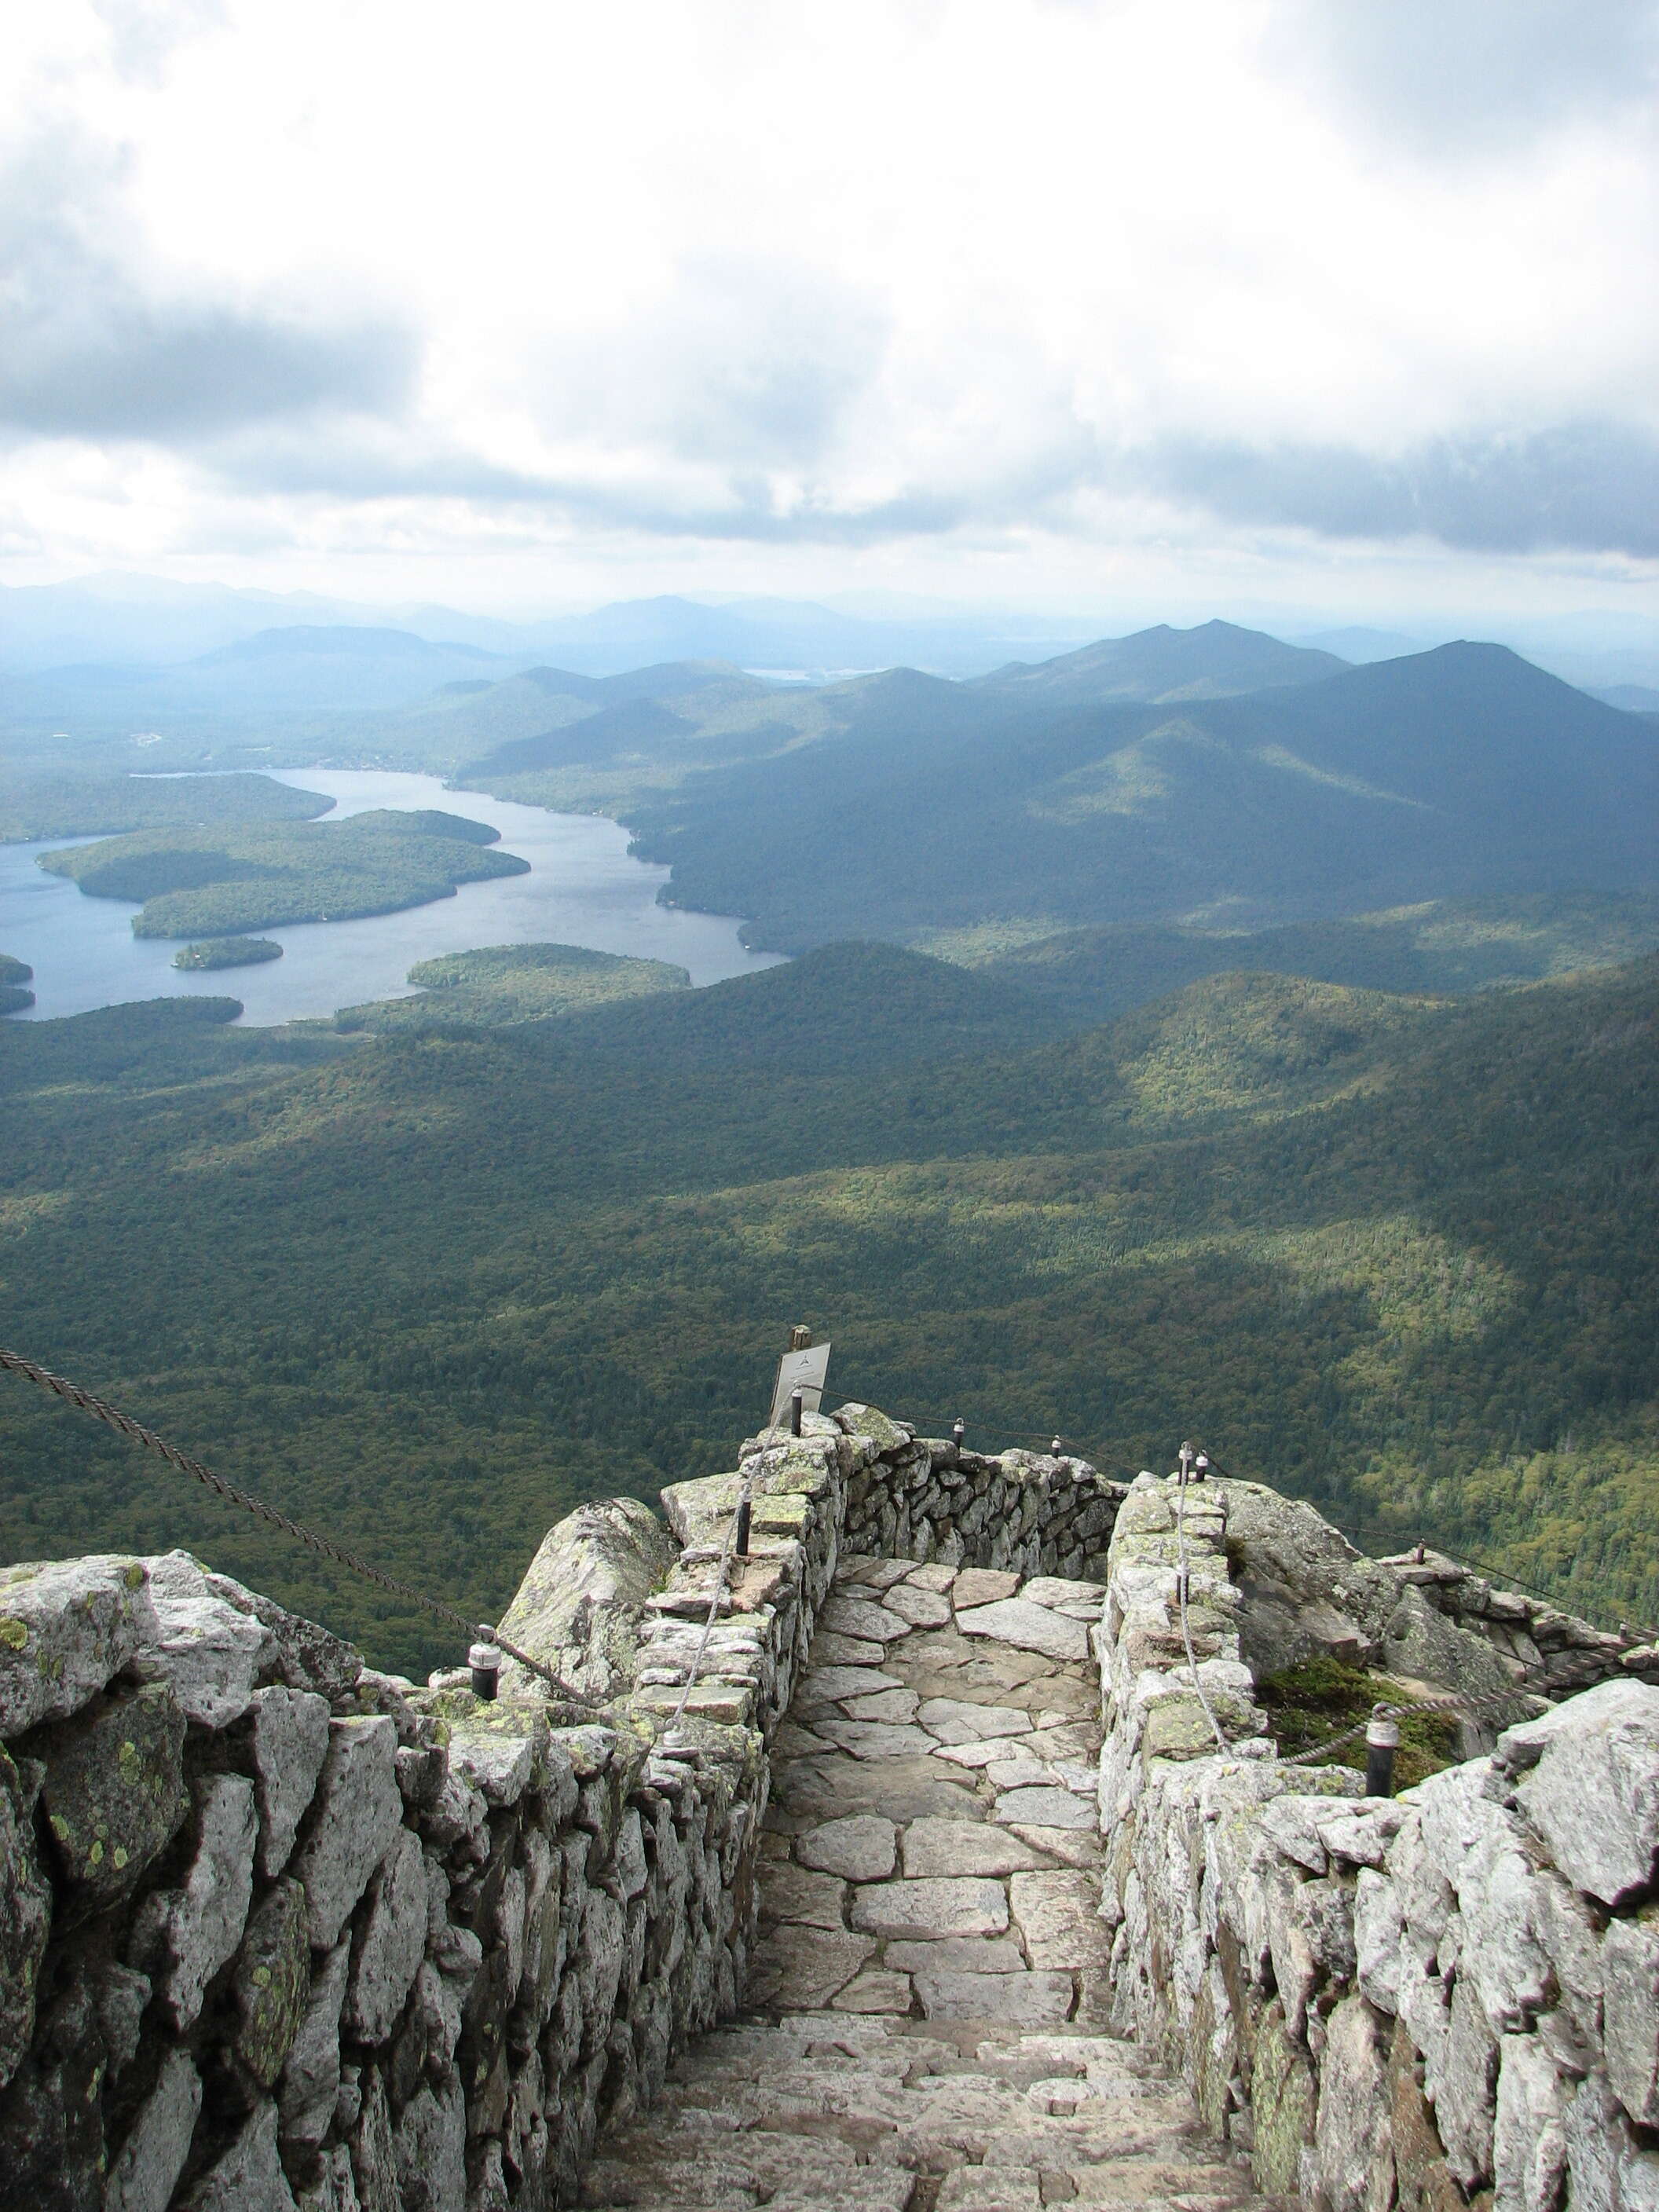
[951, 1418, 965, 1450]
[1051, 1437, 1064, 1456]
[733, 1486, 753, 1560]
[789, 1388, 804, 1437]
[469, 1634, 503, 1702]
[1365, 1709, 1399, 1797]
[1177, 1441, 1194, 1488]
[1194, 1453, 1209, 1481]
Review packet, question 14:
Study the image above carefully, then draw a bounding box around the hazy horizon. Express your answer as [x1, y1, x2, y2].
[3, 2, 1657, 638]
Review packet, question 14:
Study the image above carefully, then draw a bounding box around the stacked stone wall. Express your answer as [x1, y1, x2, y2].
[1095, 1474, 1659, 2212]
[837, 1404, 1127, 1581]
[7, 1404, 1654, 2212]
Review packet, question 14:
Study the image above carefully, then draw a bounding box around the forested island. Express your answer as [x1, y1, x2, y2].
[333, 941, 690, 1031]
[172, 936, 283, 970]
[35, 806, 528, 938]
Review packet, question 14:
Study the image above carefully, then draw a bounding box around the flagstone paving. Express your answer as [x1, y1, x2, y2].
[582, 1556, 1267, 2211]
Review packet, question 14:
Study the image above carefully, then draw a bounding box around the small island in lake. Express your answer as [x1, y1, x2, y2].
[334, 941, 690, 1032]
[0, 951, 35, 1014]
[172, 937, 284, 971]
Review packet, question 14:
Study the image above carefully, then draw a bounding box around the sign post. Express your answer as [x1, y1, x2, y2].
[768, 1334, 832, 1430]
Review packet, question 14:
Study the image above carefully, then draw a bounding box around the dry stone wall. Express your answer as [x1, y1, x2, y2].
[0, 1402, 1099, 2210]
[1095, 1472, 1659, 2212]
[5, 1404, 1654, 2212]
[838, 1406, 1128, 1583]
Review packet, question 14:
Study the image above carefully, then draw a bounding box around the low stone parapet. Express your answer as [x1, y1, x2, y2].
[1096, 1472, 1659, 2212]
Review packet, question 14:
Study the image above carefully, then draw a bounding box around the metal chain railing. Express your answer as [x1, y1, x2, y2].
[0, 1346, 602, 1708]
[664, 1471, 755, 1741]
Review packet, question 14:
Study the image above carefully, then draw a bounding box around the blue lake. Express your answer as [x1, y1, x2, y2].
[0, 770, 781, 1024]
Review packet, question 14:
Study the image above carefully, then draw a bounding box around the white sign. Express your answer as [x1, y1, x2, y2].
[769, 1341, 832, 1428]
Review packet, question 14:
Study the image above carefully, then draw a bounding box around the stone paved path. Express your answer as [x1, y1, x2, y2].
[583, 1558, 1267, 2211]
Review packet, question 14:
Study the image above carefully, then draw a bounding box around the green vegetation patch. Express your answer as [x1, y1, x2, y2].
[0, 954, 33, 984]
[0, 985, 34, 1015]
[173, 938, 284, 972]
[0, 771, 331, 844]
[1254, 1657, 1459, 1790]
[335, 942, 690, 1033]
[36, 808, 528, 939]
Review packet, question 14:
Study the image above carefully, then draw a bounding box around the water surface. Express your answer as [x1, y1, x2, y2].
[0, 769, 779, 1024]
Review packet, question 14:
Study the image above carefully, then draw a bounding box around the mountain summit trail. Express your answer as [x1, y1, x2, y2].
[581, 1557, 1268, 2210]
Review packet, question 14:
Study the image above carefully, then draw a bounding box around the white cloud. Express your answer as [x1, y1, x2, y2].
[2, 0, 1657, 612]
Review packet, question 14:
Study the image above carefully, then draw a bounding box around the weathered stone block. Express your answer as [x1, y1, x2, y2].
[233, 1878, 311, 2088]
[133, 1773, 258, 2031]
[0, 1746, 51, 2087]
[0, 1555, 157, 1738]
[180, 2098, 297, 2211]
[288, 1716, 402, 1946]
[245, 1686, 331, 1877]
[104, 2046, 203, 2212]
[1511, 1679, 1659, 1907]
[32, 1682, 186, 1917]
[346, 1827, 427, 2043]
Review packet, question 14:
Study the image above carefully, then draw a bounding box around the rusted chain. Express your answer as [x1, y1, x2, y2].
[0, 1345, 599, 1708]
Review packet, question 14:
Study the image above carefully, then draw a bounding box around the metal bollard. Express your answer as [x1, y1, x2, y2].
[469, 1634, 503, 1702]
[1051, 1437, 1064, 1456]
[1365, 1709, 1400, 1797]
[952, 1417, 965, 1450]
[789, 1388, 804, 1437]
[734, 1487, 753, 1560]
[1194, 1453, 1209, 1481]
[1177, 1441, 1195, 1486]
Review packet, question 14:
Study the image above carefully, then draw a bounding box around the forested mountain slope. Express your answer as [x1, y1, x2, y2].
[628, 644, 1659, 950]
[0, 942, 1653, 1674]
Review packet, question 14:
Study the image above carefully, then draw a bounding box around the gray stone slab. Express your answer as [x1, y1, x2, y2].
[797, 1815, 898, 1881]
[903, 1818, 1048, 1879]
[811, 1633, 888, 1667]
[993, 1786, 1095, 1830]
[136, 1774, 258, 2031]
[345, 1826, 427, 2042]
[796, 1666, 903, 1704]
[760, 1862, 848, 1930]
[913, 1969, 1075, 2024]
[246, 1687, 331, 1878]
[919, 1699, 1035, 1745]
[956, 1599, 1090, 1663]
[812, 1718, 939, 1761]
[1009, 1870, 1112, 1968]
[842, 1688, 922, 1723]
[0, 1555, 158, 1737]
[883, 1585, 953, 1628]
[885, 1936, 1028, 1974]
[817, 1596, 914, 1645]
[951, 1570, 1022, 1608]
[105, 2046, 202, 2212]
[287, 1716, 403, 1947]
[833, 1970, 914, 2013]
[748, 1925, 876, 2009]
[849, 1878, 1009, 1939]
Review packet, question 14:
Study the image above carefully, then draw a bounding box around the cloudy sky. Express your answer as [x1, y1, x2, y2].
[4, 0, 1658, 621]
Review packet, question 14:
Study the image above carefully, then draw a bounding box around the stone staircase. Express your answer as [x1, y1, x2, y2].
[582, 1558, 1269, 2211]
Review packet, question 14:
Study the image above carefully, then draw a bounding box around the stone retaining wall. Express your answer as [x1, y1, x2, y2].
[837, 1405, 1128, 1583]
[1096, 1473, 1659, 2212]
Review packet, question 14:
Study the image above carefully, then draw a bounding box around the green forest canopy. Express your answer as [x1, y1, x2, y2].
[0, 939, 1653, 1676]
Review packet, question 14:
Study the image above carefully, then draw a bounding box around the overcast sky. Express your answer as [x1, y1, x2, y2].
[4, 0, 1658, 621]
